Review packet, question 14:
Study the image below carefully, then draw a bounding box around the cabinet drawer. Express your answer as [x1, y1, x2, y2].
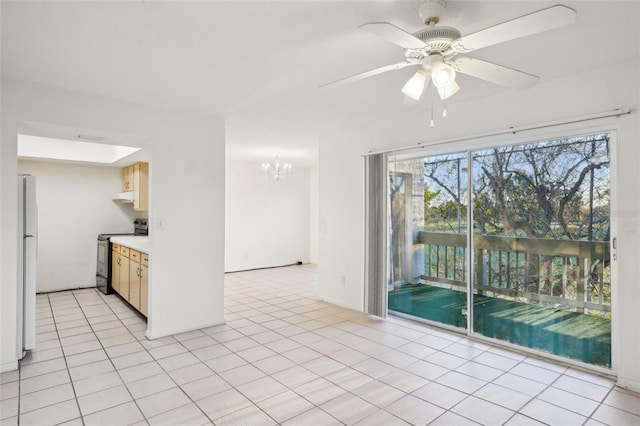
[129, 249, 141, 263]
[120, 245, 130, 257]
[112, 244, 120, 252]
[141, 253, 149, 267]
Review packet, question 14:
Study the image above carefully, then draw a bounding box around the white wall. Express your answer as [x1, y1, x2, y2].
[17, 160, 137, 292]
[318, 138, 365, 310]
[319, 59, 640, 391]
[1, 79, 226, 371]
[309, 167, 319, 264]
[225, 160, 309, 272]
[148, 115, 225, 340]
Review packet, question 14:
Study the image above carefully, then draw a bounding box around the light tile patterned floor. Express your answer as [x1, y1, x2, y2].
[2, 264, 640, 425]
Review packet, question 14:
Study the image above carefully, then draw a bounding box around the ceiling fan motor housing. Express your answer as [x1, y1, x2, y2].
[411, 26, 461, 55]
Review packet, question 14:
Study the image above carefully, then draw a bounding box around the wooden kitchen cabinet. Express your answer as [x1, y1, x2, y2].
[128, 252, 148, 316]
[121, 162, 149, 211]
[128, 261, 141, 310]
[123, 165, 134, 192]
[129, 249, 140, 263]
[111, 246, 121, 293]
[114, 243, 148, 317]
[119, 253, 131, 302]
[133, 162, 149, 211]
[128, 249, 141, 310]
[140, 257, 148, 317]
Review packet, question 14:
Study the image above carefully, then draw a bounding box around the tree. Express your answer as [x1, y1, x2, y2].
[467, 135, 610, 240]
[423, 155, 467, 233]
[423, 185, 440, 223]
[421, 135, 610, 298]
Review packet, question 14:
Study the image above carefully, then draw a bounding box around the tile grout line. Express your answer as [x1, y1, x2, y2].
[194, 299, 357, 423]
[24, 293, 83, 424]
[216, 301, 418, 424]
[142, 326, 239, 424]
[171, 332, 281, 425]
[234, 285, 528, 425]
[71, 288, 148, 425]
[229, 291, 410, 411]
[191, 306, 341, 424]
[96, 288, 277, 424]
[15, 266, 638, 426]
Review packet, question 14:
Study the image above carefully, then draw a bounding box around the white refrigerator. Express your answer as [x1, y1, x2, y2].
[17, 174, 37, 359]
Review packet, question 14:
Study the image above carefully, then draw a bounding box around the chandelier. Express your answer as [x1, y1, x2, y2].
[261, 153, 292, 181]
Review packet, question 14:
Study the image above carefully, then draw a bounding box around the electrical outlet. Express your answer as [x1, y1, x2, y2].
[340, 276, 346, 287]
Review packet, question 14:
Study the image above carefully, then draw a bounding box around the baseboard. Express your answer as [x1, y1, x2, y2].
[36, 284, 97, 294]
[225, 262, 306, 274]
[145, 317, 226, 340]
[617, 376, 640, 393]
[319, 296, 363, 313]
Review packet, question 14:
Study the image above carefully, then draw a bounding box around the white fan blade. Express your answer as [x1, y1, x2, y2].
[320, 62, 417, 89]
[360, 22, 427, 49]
[453, 57, 538, 90]
[452, 5, 576, 53]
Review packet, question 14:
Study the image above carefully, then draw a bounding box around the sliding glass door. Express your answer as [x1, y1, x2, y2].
[387, 154, 468, 330]
[386, 133, 612, 368]
[470, 135, 612, 367]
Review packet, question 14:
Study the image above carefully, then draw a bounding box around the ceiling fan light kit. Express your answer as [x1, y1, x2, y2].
[430, 58, 456, 88]
[322, 2, 577, 127]
[437, 80, 459, 100]
[402, 69, 429, 100]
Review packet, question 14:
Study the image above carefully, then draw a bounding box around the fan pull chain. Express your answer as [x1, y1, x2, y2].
[443, 85, 448, 118]
[430, 84, 435, 128]
[430, 102, 435, 128]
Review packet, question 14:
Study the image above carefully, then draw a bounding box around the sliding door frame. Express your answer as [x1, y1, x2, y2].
[385, 121, 618, 374]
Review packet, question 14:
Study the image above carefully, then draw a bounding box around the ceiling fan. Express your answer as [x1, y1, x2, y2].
[322, 1, 577, 102]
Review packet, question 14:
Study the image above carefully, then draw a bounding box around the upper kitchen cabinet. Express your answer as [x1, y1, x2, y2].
[118, 162, 149, 211]
[123, 165, 135, 192]
[132, 162, 149, 211]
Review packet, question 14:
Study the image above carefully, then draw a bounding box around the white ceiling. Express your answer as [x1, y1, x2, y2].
[2, 1, 638, 168]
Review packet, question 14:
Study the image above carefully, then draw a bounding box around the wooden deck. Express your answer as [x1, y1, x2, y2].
[388, 283, 611, 367]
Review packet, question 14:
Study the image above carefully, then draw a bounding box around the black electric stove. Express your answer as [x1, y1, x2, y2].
[96, 219, 148, 294]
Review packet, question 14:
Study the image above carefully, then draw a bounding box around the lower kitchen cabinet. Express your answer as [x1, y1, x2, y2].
[113, 243, 148, 317]
[112, 245, 121, 293]
[119, 255, 130, 301]
[129, 249, 141, 310]
[140, 253, 149, 317]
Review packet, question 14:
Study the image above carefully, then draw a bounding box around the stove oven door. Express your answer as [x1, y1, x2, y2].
[97, 238, 109, 278]
[96, 238, 111, 294]
[96, 275, 108, 295]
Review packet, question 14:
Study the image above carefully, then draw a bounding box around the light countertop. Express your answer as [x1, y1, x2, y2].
[111, 236, 149, 254]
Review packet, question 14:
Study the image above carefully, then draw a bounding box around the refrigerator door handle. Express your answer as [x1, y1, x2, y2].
[23, 235, 37, 350]
[18, 174, 37, 357]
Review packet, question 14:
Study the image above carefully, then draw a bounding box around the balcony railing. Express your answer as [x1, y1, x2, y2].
[417, 232, 611, 313]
